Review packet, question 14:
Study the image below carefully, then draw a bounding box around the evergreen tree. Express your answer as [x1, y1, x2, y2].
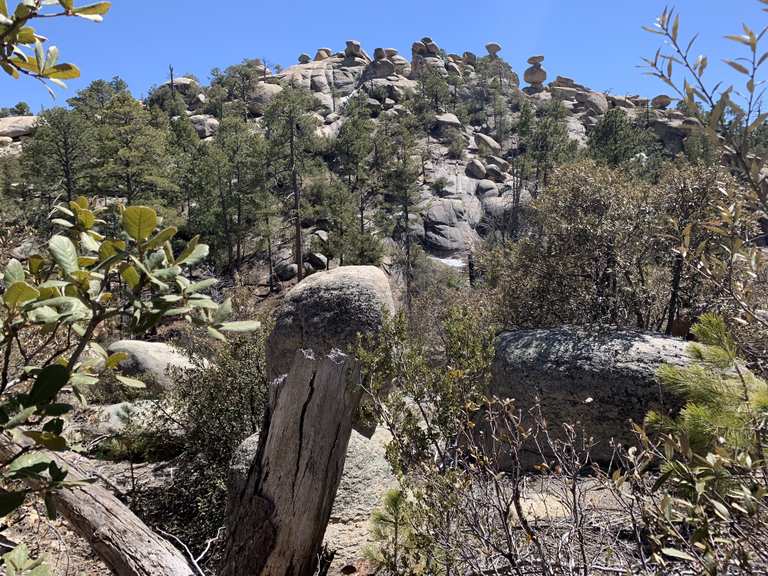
[22, 107, 94, 202]
[588, 108, 655, 167]
[525, 99, 575, 192]
[93, 92, 174, 204]
[380, 115, 421, 310]
[67, 77, 129, 121]
[263, 83, 318, 281]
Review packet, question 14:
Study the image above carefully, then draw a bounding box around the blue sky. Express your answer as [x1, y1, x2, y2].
[0, 1, 762, 111]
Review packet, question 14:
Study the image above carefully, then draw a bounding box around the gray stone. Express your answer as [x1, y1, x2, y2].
[652, 94, 673, 110]
[484, 164, 505, 183]
[248, 82, 283, 116]
[298, 53, 311, 64]
[0, 115, 37, 139]
[363, 58, 395, 80]
[476, 179, 499, 197]
[189, 114, 220, 138]
[107, 340, 194, 391]
[576, 91, 609, 116]
[466, 159, 486, 179]
[305, 252, 328, 270]
[434, 112, 462, 131]
[491, 327, 692, 463]
[267, 266, 395, 382]
[475, 132, 501, 154]
[276, 262, 299, 281]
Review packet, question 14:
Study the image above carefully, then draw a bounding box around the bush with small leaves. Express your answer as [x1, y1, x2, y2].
[0, 196, 258, 565]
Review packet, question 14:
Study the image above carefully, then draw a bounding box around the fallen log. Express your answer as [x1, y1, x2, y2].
[0, 434, 193, 576]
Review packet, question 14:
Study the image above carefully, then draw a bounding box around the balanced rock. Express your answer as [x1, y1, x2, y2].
[651, 94, 673, 110]
[266, 266, 395, 382]
[345, 40, 370, 62]
[462, 51, 477, 66]
[298, 53, 311, 64]
[485, 42, 502, 57]
[523, 55, 547, 92]
[491, 327, 692, 464]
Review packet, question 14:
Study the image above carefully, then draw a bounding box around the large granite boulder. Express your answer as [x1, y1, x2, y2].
[106, 340, 195, 390]
[0, 116, 37, 139]
[189, 114, 220, 138]
[266, 266, 395, 382]
[491, 327, 692, 463]
[247, 82, 283, 116]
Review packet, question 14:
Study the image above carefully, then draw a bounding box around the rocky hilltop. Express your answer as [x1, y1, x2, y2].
[1, 37, 698, 267]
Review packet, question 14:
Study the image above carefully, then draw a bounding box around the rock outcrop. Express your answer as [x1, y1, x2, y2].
[106, 340, 195, 390]
[0, 115, 37, 139]
[491, 327, 692, 463]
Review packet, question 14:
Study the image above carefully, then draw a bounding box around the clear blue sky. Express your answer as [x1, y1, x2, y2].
[0, 1, 762, 111]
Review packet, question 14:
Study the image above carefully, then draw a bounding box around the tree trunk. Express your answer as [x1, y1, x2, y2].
[220, 350, 364, 576]
[0, 434, 192, 576]
[665, 253, 684, 335]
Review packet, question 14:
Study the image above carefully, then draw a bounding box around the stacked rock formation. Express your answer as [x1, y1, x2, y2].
[524, 55, 547, 93]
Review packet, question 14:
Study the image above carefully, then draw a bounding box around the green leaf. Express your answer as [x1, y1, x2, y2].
[174, 235, 199, 265]
[105, 352, 128, 369]
[0, 491, 26, 517]
[724, 59, 749, 75]
[207, 326, 226, 342]
[8, 452, 52, 474]
[214, 297, 232, 323]
[4, 406, 36, 429]
[23, 431, 67, 451]
[73, 1, 111, 15]
[176, 243, 209, 266]
[46, 62, 80, 80]
[115, 375, 145, 389]
[122, 206, 158, 242]
[3, 281, 39, 308]
[146, 226, 177, 250]
[49, 235, 79, 275]
[120, 265, 140, 289]
[187, 278, 218, 293]
[218, 320, 262, 332]
[28, 364, 70, 407]
[4, 258, 24, 285]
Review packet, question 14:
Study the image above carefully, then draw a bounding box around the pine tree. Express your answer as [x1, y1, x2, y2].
[93, 92, 174, 204]
[263, 83, 318, 281]
[22, 107, 94, 202]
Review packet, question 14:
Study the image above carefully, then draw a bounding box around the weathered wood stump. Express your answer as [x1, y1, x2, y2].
[220, 349, 364, 576]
